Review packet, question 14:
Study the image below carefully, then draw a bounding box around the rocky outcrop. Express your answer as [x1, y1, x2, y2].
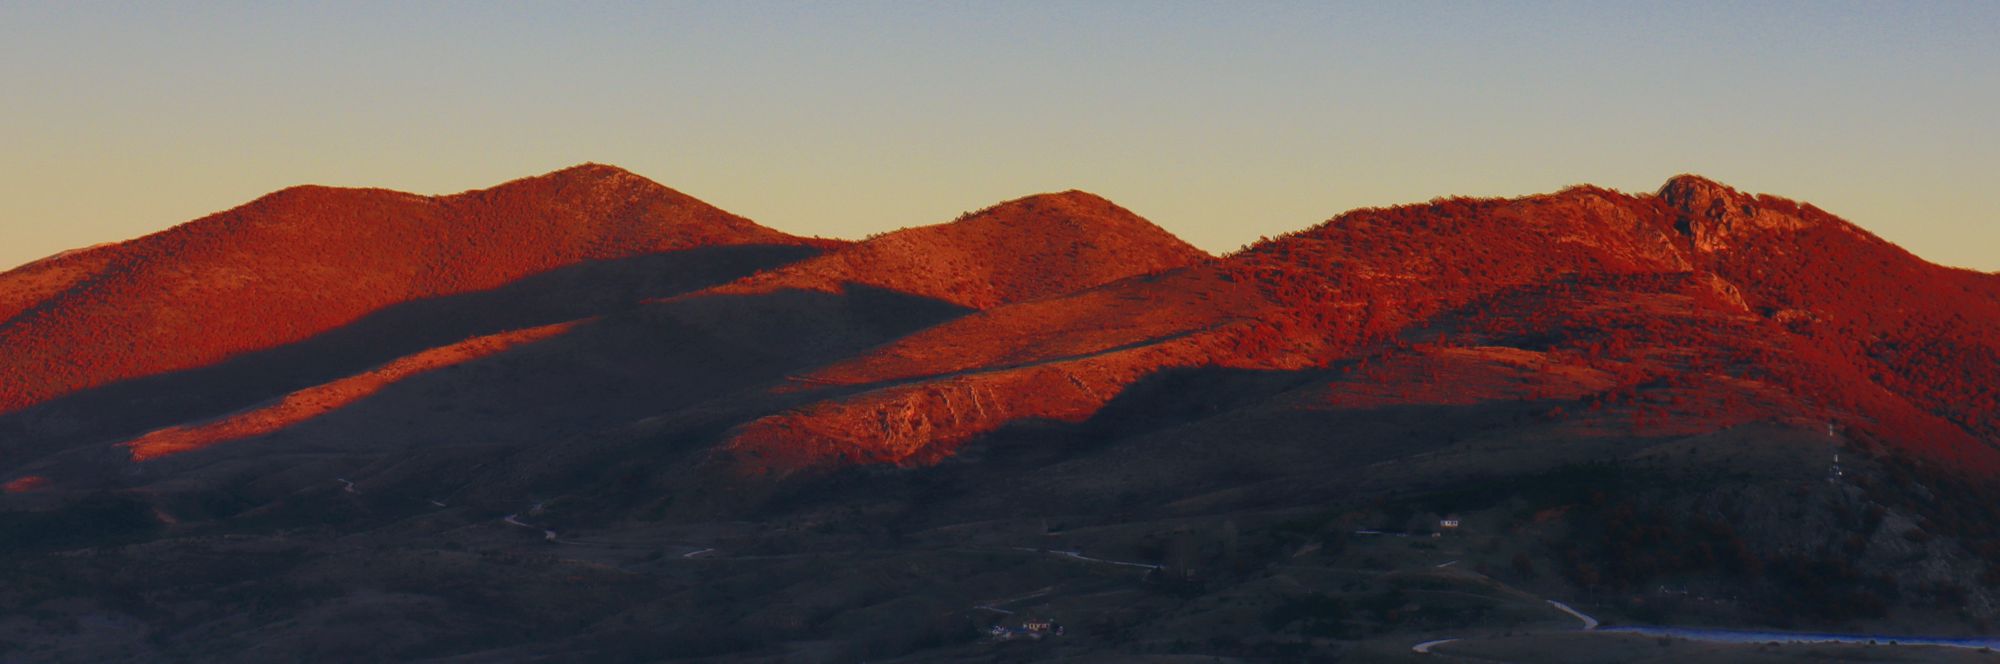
[1659, 174, 1811, 252]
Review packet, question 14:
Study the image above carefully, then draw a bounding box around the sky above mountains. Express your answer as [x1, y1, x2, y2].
[2, 1, 1995, 271]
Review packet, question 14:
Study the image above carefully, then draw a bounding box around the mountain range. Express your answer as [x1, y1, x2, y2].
[2, 165, 1997, 662]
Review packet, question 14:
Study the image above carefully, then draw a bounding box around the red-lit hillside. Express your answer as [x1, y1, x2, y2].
[4, 169, 1992, 483]
[85, 190, 1208, 463]
[10, 167, 2000, 662]
[708, 191, 1208, 309]
[0, 164, 822, 414]
[720, 177, 2000, 475]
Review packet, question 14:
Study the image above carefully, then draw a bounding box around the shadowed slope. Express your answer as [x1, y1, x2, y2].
[121, 320, 586, 461]
[0, 244, 822, 460]
[0, 164, 819, 414]
[719, 266, 1279, 474]
[97, 287, 973, 489]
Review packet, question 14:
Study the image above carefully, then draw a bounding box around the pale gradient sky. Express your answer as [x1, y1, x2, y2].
[2, 2, 1995, 271]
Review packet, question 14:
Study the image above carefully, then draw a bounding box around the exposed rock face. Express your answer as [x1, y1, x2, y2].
[1659, 174, 1810, 252]
[1697, 272, 1752, 312]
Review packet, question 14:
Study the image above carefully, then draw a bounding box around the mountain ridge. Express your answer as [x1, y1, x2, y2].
[709, 175, 1998, 476]
[5, 167, 1991, 474]
[6, 166, 2000, 662]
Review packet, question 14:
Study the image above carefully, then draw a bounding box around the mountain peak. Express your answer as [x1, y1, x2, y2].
[541, 162, 646, 184]
[957, 190, 1188, 245]
[711, 190, 1205, 309]
[993, 189, 1115, 208]
[496, 163, 666, 199]
[1657, 174, 1742, 205]
[1658, 174, 1755, 224]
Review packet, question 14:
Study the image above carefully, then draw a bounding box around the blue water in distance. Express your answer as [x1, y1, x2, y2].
[1603, 625, 2000, 650]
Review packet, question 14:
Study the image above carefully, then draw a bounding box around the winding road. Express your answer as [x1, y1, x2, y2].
[1014, 547, 1162, 570]
[1054, 550, 1162, 570]
[1412, 592, 1600, 655]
